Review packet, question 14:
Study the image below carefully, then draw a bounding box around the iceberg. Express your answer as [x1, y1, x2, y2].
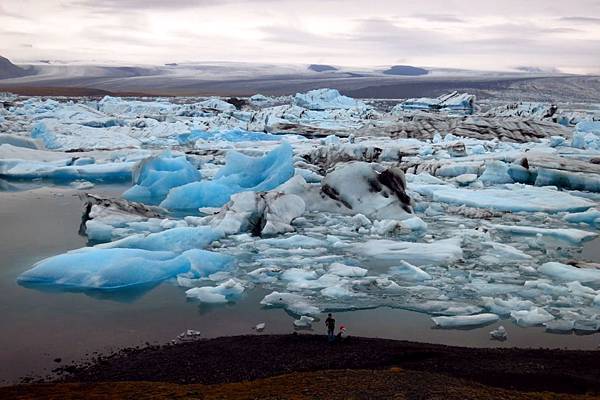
[293, 88, 366, 110]
[539, 262, 600, 283]
[177, 128, 284, 144]
[431, 185, 594, 213]
[0, 158, 135, 183]
[18, 248, 193, 290]
[197, 190, 305, 236]
[511, 307, 554, 327]
[160, 143, 294, 209]
[563, 209, 600, 227]
[478, 161, 513, 185]
[123, 153, 201, 204]
[357, 237, 462, 266]
[394, 92, 476, 114]
[388, 261, 432, 281]
[320, 162, 413, 219]
[432, 313, 499, 328]
[491, 225, 597, 244]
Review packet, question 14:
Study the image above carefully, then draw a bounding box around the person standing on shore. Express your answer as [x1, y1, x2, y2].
[325, 313, 336, 341]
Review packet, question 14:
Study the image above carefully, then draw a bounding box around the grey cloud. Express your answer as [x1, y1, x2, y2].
[560, 16, 600, 24]
[411, 13, 466, 23]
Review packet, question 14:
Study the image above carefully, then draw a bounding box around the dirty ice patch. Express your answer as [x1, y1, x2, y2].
[160, 143, 294, 210]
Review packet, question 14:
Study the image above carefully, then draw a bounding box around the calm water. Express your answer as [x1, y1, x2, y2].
[1, 186, 600, 385]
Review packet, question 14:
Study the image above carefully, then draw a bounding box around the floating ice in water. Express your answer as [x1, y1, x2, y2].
[430, 185, 594, 213]
[123, 153, 201, 203]
[479, 161, 513, 185]
[328, 263, 368, 277]
[0, 158, 135, 183]
[198, 190, 305, 236]
[320, 162, 413, 220]
[70, 180, 95, 190]
[574, 320, 600, 333]
[539, 262, 600, 283]
[394, 92, 476, 114]
[176, 329, 202, 342]
[454, 173, 478, 186]
[185, 279, 245, 303]
[357, 237, 462, 266]
[563, 209, 600, 227]
[260, 235, 325, 249]
[491, 224, 597, 244]
[490, 325, 507, 341]
[177, 128, 285, 144]
[97, 226, 223, 252]
[18, 225, 229, 290]
[432, 313, 499, 328]
[293, 315, 315, 328]
[544, 319, 575, 334]
[480, 241, 533, 264]
[260, 291, 320, 316]
[482, 297, 535, 316]
[388, 261, 432, 281]
[18, 248, 189, 290]
[511, 307, 554, 326]
[161, 143, 294, 209]
[293, 88, 366, 110]
[255, 322, 266, 332]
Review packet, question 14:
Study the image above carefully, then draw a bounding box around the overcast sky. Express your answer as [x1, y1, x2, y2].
[1, 0, 599, 73]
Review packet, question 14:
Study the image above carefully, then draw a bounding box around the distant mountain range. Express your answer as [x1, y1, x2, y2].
[0, 55, 33, 79]
[1, 55, 591, 101]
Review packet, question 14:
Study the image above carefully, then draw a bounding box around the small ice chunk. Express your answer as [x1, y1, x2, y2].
[455, 174, 478, 186]
[389, 261, 432, 281]
[185, 279, 245, 304]
[260, 291, 320, 316]
[490, 325, 507, 341]
[71, 180, 95, 190]
[293, 316, 315, 328]
[328, 263, 368, 277]
[176, 329, 201, 342]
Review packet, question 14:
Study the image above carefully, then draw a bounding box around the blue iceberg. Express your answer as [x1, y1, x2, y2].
[17, 227, 231, 290]
[123, 153, 201, 204]
[160, 143, 294, 210]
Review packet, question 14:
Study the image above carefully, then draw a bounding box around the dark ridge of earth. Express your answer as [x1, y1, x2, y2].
[31, 334, 600, 395]
[308, 64, 338, 72]
[3, 369, 597, 400]
[382, 65, 429, 76]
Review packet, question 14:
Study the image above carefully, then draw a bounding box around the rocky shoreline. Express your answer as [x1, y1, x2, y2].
[4, 334, 600, 399]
